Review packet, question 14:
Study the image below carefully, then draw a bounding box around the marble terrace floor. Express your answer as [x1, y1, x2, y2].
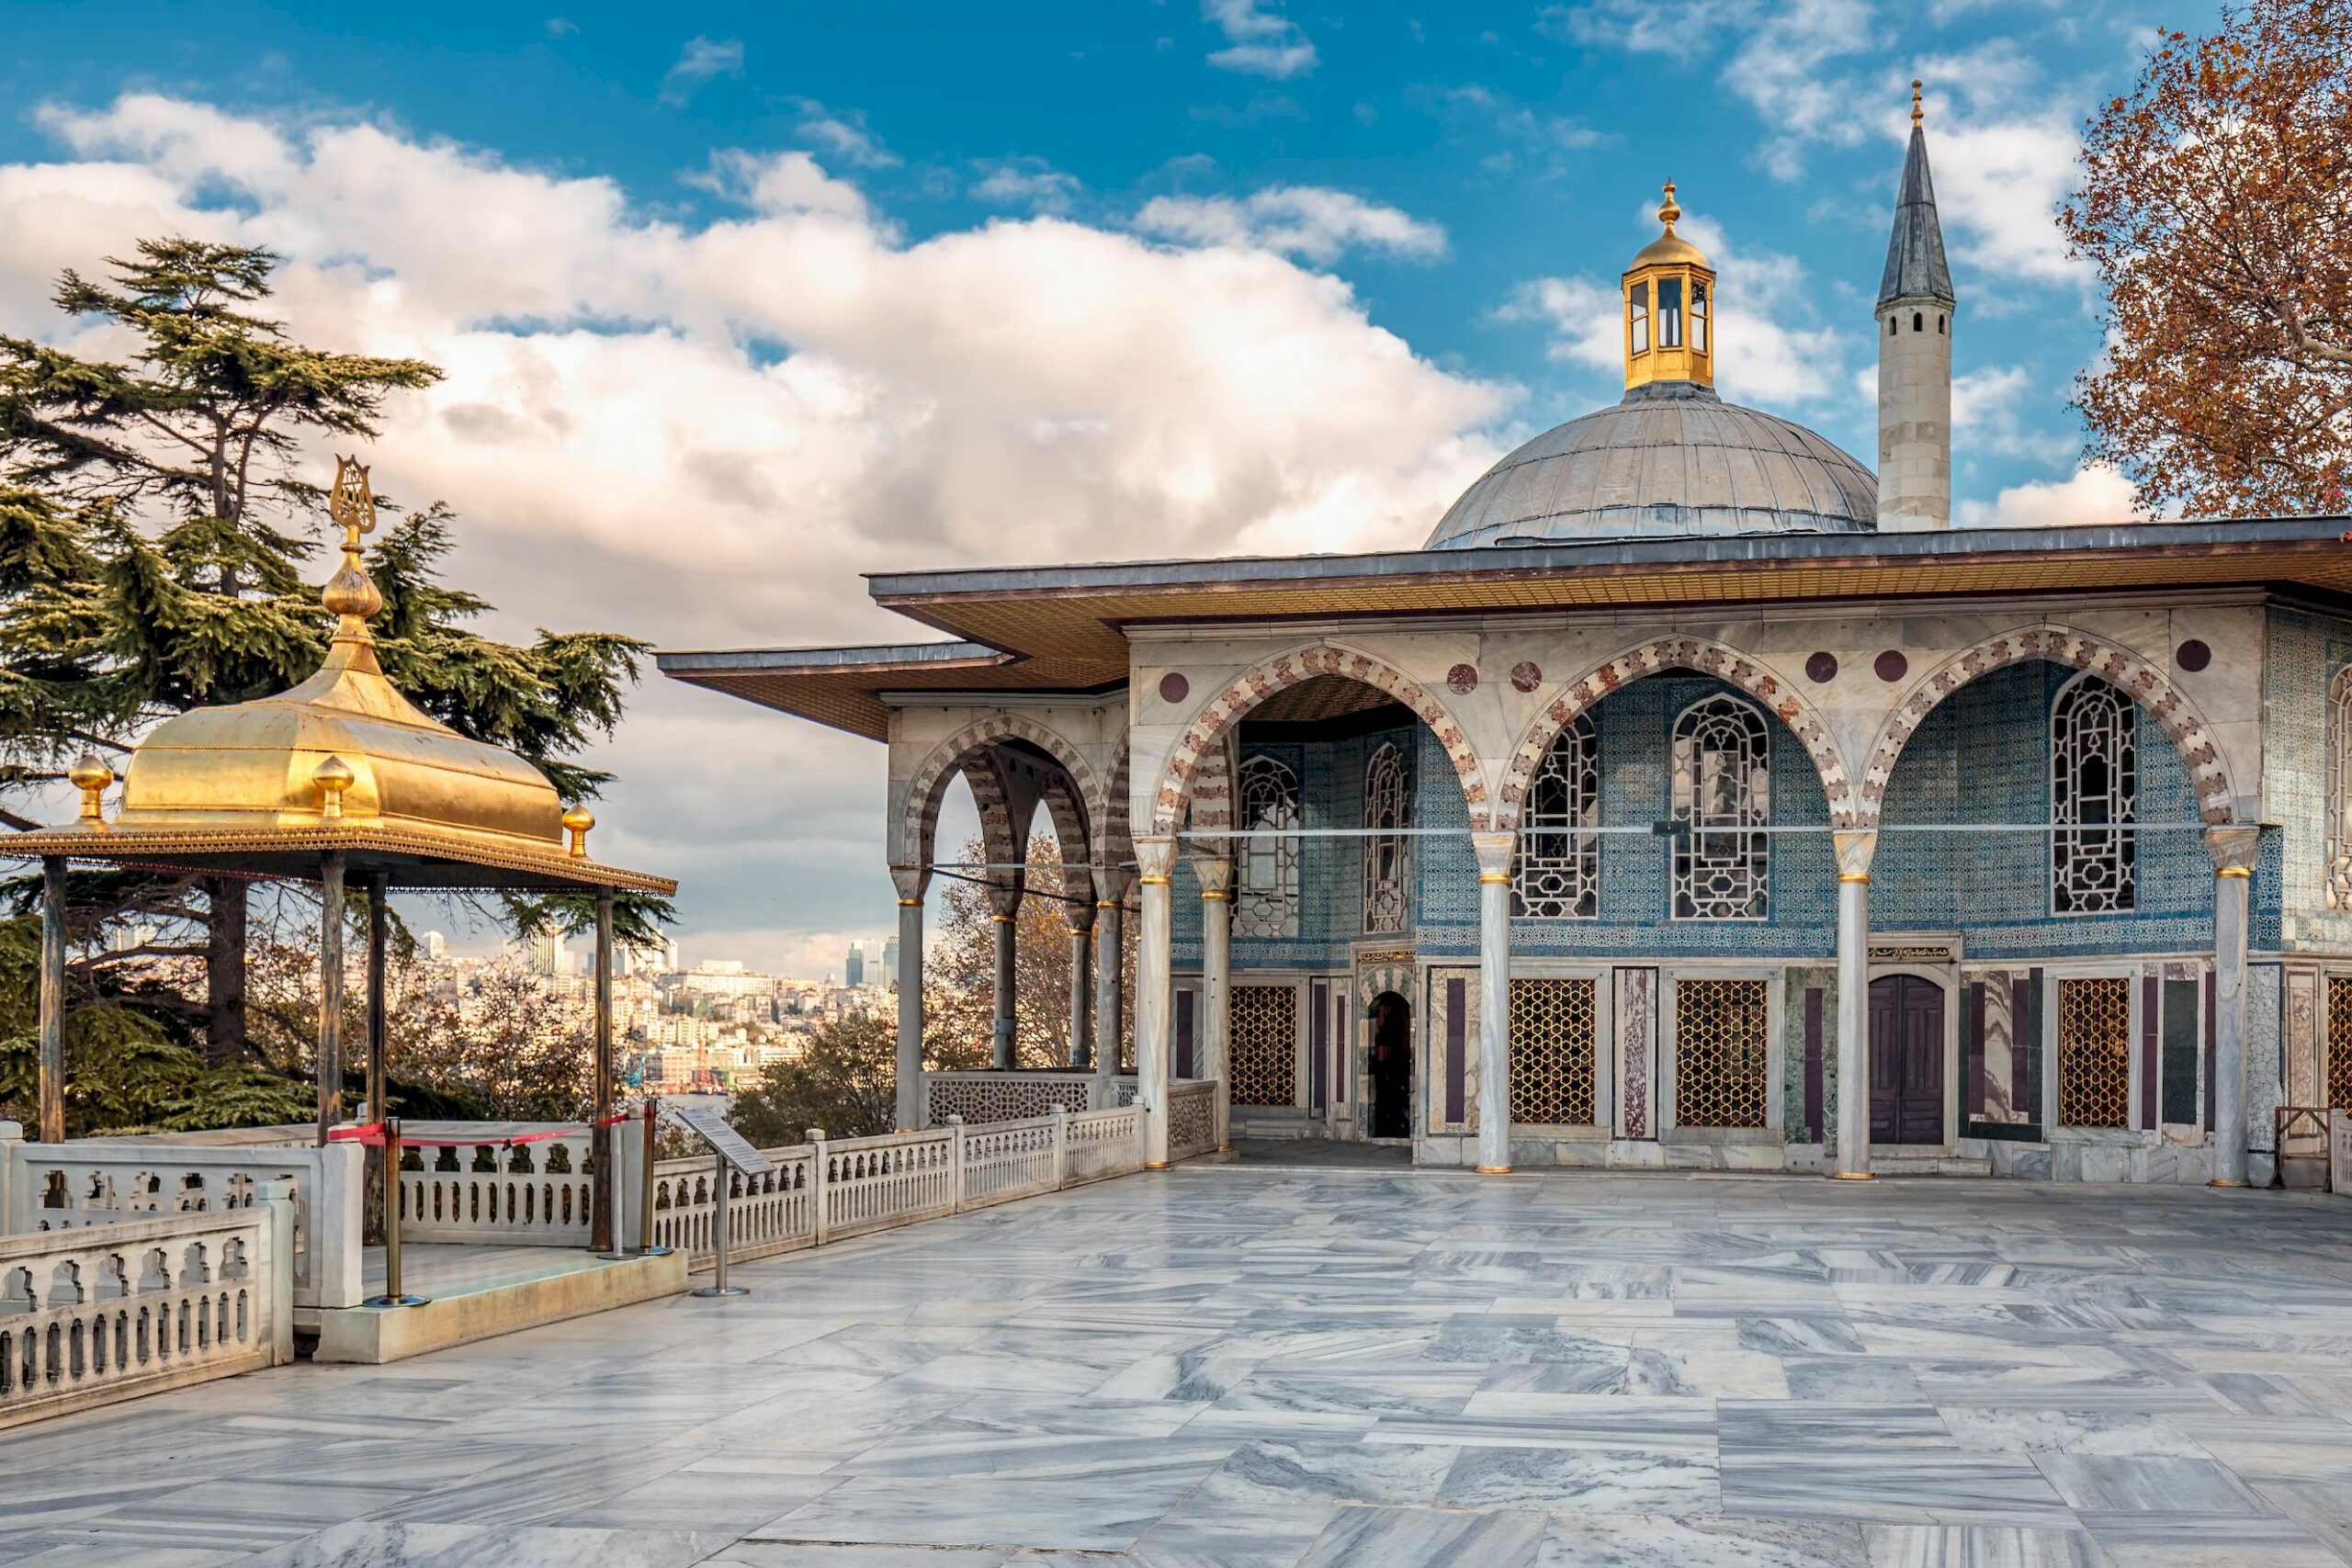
[7, 1172, 2352, 1567]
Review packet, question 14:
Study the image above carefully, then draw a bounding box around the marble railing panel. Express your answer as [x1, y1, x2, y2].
[2, 1133, 361, 1310]
[0, 1191, 294, 1429]
[959, 1116, 1061, 1209]
[1168, 1083, 1216, 1161]
[1067, 1105, 1147, 1184]
[398, 1133, 599, 1248]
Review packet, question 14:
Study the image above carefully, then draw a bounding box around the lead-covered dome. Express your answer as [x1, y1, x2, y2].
[1425, 382, 1878, 548]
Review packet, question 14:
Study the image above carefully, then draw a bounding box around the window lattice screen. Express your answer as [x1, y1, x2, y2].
[1510, 979, 1597, 1126]
[2057, 976, 2132, 1129]
[1230, 985, 1298, 1108]
[2331, 976, 2352, 1111]
[1673, 979, 1769, 1128]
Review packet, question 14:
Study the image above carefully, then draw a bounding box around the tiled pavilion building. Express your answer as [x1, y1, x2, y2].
[664, 104, 2352, 1189]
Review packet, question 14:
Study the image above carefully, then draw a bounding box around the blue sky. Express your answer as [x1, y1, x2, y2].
[0, 0, 2216, 973]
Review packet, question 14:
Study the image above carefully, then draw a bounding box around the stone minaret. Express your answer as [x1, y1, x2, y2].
[1876, 82, 1956, 532]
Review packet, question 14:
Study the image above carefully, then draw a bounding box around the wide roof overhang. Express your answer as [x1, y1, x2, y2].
[2, 820, 679, 894]
[659, 516, 2352, 740]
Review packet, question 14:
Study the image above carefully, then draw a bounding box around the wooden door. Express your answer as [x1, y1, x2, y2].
[1869, 976, 1945, 1145]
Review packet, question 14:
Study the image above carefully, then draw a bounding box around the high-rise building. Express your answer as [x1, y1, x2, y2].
[844, 942, 866, 988]
[423, 931, 447, 961]
[881, 937, 899, 988]
[526, 926, 562, 976]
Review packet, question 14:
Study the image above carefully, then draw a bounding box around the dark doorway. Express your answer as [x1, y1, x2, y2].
[1368, 991, 1411, 1138]
[1869, 976, 1945, 1145]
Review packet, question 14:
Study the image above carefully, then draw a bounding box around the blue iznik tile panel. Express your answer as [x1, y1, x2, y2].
[1418, 676, 1838, 960]
[1885, 662, 2214, 960]
[1173, 728, 1408, 970]
[2267, 608, 2352, 953]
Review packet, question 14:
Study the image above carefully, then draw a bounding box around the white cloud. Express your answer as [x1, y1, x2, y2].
[1955, 463, 2140, 527]
[688, 149, 870, 220]
[1135, 186, 1448, 265]
[1949, 364, 2076, 464]
[1500, 209, 1847, 409]
[659, 36, 742, 107]
[1203, 0, 1317, 79]
[2, 95, 1509, 957]
[789, 97, 899, 170]
[969, 156, 1080, 215]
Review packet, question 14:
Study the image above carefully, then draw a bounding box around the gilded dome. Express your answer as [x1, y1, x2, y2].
[1425, 382, 1879, 548]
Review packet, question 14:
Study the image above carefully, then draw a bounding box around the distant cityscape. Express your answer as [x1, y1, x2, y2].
[413, 931, 898, 1096]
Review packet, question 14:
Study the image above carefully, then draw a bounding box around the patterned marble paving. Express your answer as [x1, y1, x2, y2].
[6, 1168, 2352, 1566]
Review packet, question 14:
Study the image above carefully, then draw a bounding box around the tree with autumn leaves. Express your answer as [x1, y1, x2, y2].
[2067, 0, 2352, 516]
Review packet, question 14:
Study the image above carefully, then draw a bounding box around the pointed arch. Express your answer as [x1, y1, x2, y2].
[1091, 731, 1132, 874]
[1497, 637, 1852, 829]
[1858, 626, 2238, 828]
[1148, 642, 1489, 836]
[1037, 770, 1094, 904]
[895, 714, 1100, 871]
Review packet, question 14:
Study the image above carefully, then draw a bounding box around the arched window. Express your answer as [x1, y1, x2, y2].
[1671, 695, 1770, 920]
[1362, 741, 1411, 934]
[1629, 281, 1651, 355]
[1658, 276, 1685, 348]
[1913, 310, 1924, 333]
[2328, 669, 2352, 909]
[1235, 753, 1301, 939]
[1690, 283, 1709, 354]
[2052, 675, 2138, 915]
[1516, 714, 1600, 919]
[1887, 316, 1897, 337]
[1937, 313, 1946, 334]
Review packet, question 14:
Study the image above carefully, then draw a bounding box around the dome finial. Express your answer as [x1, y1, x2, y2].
[1657, 178, 1680, 233]
[322, 455, 383, 629]
[1911, 79, 1924, 127]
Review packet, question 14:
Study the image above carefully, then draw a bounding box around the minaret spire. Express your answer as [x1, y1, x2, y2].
[1875, 82, 1956, 531]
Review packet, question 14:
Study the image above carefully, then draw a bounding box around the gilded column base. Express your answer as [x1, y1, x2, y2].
[2208, 1178, 2252, 1189]
[1144, 1160, 1172, 1170]
[1475, 1164, 1512, 1175]
[1830, 1170, 1876, 1181]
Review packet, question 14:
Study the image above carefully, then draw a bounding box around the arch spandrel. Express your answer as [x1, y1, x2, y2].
[1147, 642, 1491, 837]
[1859, 625, 2240, 828]
[1496, 636, 1853, 829]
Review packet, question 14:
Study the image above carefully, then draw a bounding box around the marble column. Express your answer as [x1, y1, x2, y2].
[2207, 825, 2260, 1188]
[892, 867, 929, 1130]
[1193, 852, 1234, 1152]
[1833, 830, 1877, 1179]
[989, 879, 1022, 1070]
[591, 890, 616, 1256]
[1093, 869, 1130, 1092]
[1134, 837, 1177, 1168]
[37, 856, 65, 1145]
[1471, 830, 1515, 1174]
[317, 850, 346, 1145]
[1066, 894, 1096, 1068]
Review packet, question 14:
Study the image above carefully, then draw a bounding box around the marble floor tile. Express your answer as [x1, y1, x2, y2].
[1292, 1503, 1547, 1568]
[751, 1462, 1220, 1552]
[2033, 1455, 2270, 1514]
[1859, 1525, 2112, 1567]
[1437, 1444, 1721, 1513]
[1539, 1514, 1871, 1568]
[2075, 1512, 2349, 1567]
[1191, 1438, 1459, 1507]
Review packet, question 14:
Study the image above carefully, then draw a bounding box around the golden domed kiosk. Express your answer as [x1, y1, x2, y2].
[8, 458, 674, 1252]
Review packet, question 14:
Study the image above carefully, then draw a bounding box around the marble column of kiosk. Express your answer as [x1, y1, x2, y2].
[1133, 837, 1177, 1168]
[987, 877, 1022, 1071]
[1471, 830, 1515, 1174]
[1066, 890, 1096, 1069]
[1093, 869, 1131, 1100]
[1833, 829, 1878, 1179]
[892, 868, 930, 1130]
[2207, 824, 2261, 1187]
[1193, 851, 1234, 1152]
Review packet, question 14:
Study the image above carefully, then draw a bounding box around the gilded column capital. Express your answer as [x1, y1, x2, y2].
[2204, 824, 2261, 877]
[1134, 834, 1178, 884]
[888, 865, 932, 903]
[1832, 829, 1878, 883]
[1191, 852, 1234, 897]
[1469, 830, 1515, 883]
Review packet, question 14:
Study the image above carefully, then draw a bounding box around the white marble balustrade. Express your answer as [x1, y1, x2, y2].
[923, 1071, 1139, 1125]
[398, 1128, 616, 1247]
[0, 1187, 295, 1430]
[1166, 1081, 1216, 1162]
[647, 1103, 1159, 1270]
[0, 1125, 362, 1310]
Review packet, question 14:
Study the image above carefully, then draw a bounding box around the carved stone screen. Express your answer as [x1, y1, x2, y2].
[2331, 976, 2352, 1111]
[1510, 978, 1597, 1126]
[1672, 978, 1770, 1128]
[1230, 984, 1298, 1108]
[2057, 976, 2132, 1128]
[1515, 714, 1599, 919]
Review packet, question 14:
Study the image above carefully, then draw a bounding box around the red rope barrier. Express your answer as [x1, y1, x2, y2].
[349, 1104, 649, 1150]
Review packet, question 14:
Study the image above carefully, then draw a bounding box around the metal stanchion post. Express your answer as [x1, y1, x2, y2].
[639, 1099, 672, 1257]
[692, 1145, 747, 1298]
[365, 1119, 428, 1308]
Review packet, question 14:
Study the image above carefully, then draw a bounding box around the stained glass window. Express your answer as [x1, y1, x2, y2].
[1515, 714, 1600, 919]
[1671, 696, 1770, 920]
[2052, 676, 2137, 915]
[1363, 740, 1410, 935]
[1235, 753, 1300, 939]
